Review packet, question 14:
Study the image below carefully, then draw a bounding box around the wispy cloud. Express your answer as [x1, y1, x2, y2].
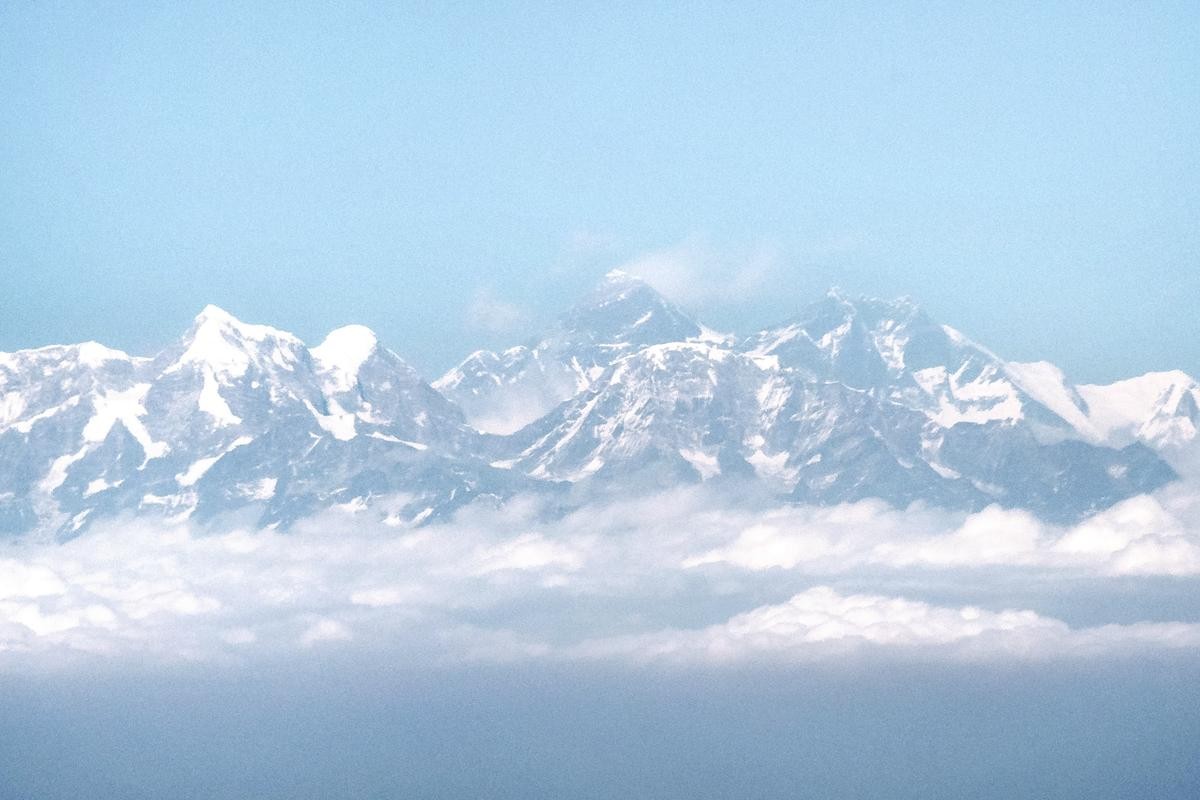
[614, 236, 783, 309]
[465, 287, 529, 335]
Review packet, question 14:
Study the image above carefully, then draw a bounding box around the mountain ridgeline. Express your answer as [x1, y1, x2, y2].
[3, 272, 1197, 538]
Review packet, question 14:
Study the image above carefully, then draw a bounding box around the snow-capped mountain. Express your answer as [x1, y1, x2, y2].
[0, 306, 540, 539]
[492, 289, 1176, 520]
[1, 277, 1195, 538]
[434, 270, 713, 434]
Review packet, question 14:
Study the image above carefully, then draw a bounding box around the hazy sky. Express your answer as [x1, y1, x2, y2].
[4, 660, 1198, 799]
[1, 2, 1197, 381]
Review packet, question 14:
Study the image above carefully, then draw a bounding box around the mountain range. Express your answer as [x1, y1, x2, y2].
[2, 271, 1196, 539]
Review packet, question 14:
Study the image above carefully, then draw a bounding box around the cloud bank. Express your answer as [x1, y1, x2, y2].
[2, 483, 1199, 669]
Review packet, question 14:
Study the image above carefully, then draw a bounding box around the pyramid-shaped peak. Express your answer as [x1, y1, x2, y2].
[578, 266, 694, 311]
[167, 305, 304, 378]
[563, 269, 701, 344]
[194, 303, 239, 325]
[587, 269, 657, 300]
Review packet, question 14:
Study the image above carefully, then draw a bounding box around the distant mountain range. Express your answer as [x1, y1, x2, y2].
[3, 271, 1196, 538]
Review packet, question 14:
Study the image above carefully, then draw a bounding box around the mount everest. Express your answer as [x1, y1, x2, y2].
[2, 272, 1196, 539]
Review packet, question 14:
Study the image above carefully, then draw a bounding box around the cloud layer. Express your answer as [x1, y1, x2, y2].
[2, 483, 1200, 669]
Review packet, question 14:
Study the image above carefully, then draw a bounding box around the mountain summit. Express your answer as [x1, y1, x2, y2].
[1, 281, 1195, 538]
[435, 271, 709, 434]
[559, 270, 704, 347]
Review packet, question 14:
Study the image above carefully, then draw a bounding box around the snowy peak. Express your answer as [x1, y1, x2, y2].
[1078, 370, 1200, 453]
[560, 271, 702, 346]
[193, 303, 240, 327]
[72, 341, 135, 369]
[747, 291, 1097, 438]
[435, 271, 708, 434]
[474, 281, 1184, 521]
[167, 305, 306, 378]
[0, 341, 144, 441]
[746, 290, 934, 387]
[313, 324, 379, 365]
[311, 325, 381, 392]
[0, 341, 134, 372]
[821, 286, 920, 317]
[306, 323, 466, 447]
[0, 305, 495, 539]
[594, 268, 651, 296]
[187, 304, 296, 343]
[600, 267, 639, 287]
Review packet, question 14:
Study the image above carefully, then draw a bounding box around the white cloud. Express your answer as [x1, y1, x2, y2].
[0, 483, 1199, 669]
[684, 491, 1200, 577]
[471, 532, 585, 575]
[574, 586, 1200, 664]
[615, 237, 782, 308]
[0, 561, 68, 599]
[300, 618, 353, 647]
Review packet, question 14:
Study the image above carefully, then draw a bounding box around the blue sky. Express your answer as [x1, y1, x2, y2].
[1, 2, 1196, 381]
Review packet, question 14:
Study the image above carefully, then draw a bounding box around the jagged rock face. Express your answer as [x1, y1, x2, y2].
[1, 276, 1195, 539]
[500, 341, 765, 483]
